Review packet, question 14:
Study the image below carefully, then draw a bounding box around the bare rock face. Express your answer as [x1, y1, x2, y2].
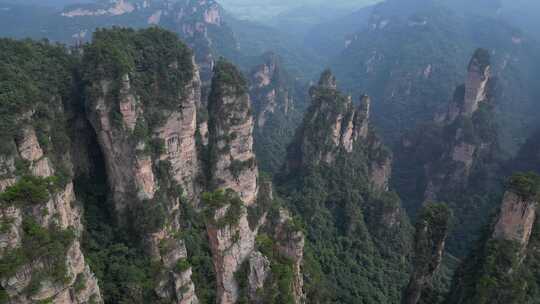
[444, 49, 492, 123]
[153, 236, 199, 304]
[16, 127, 55, 178]
[157, 61, 203, 200]
[493, 191, 537, 245]
[248, 52, 303, 174]
[174, 267, 199, 304]
[0, 155, 16, 192]
[86, 78, 143, 212]
[247, 251, 270, 302]
[0, 126, 102, 304]
[205, 61, 306, 304]
[118, 74, 139, 131]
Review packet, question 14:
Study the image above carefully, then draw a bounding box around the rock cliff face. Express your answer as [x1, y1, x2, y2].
[1, 28, 305, 304]
[206, 60, 304, 304]
[394, 49, 500, 257]
[396, 49, 498, 203]
[208, 60, 258, 206]
[281, 70, 412, 303]
[492, 191, 537, 245]
[0, 128, 102, 304]
[425, 49, 495, 199]
[83, 28, 200, 303]
[167, 0, 237, 84]
[446, 173, 540, 304]
[249, 53, 303, 173]
[288, 70, 392, 191]
[0, 40, 101, 303]
[250, 53, 292, 129]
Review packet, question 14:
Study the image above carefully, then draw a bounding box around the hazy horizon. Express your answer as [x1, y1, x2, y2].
[1, 0, 382, 18]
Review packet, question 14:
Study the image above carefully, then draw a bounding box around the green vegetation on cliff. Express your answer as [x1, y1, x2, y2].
[404, 202, 452, 304]
[83, 27, 194, 133]
[446, 172, 540, 304]
[507, 172, 540, 200]
[278, 72, 413, 303]
[0, 218, 75, 283]
[0, 38, 74, 155]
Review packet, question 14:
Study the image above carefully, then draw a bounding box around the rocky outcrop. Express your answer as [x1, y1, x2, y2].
[250, 53, 292, 129]
[427, 49, 495, 199]
[249, 52, 302, 174]
[0, 125, 102, 304]
[246, 251, 270, 302]
[493, 191, 537, 245]
[281, 69, 412, 302]
[445, 173, 540, 304]
[272, 209, 305, 304]
[166, 0, 237, 84]
[205, 60, 306, 304]
[0, 39, 102, 304]
[208, 60, 259, 206]
[206, 60, 259, 303]
[462, 49, 491, 117]
[397, 49, 497, 208]
[403, 203, 451, 304]
[83, 28, 200, 304]
[394, 49, 501, 261]
[2, 27, 306, 304]
[288, 70, 391, 191]
[206, 200, 256, 304]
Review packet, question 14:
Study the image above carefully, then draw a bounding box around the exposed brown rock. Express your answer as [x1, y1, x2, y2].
[247, 251, 271, 302]
[493, 191, 537, 245]
[463, 50, 491, 117]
